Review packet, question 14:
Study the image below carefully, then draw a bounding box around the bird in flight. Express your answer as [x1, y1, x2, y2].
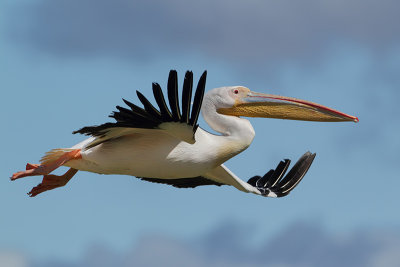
[11, 70, 358, 197]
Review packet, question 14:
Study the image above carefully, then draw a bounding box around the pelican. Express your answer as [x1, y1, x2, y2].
[11, 70, 358, 197]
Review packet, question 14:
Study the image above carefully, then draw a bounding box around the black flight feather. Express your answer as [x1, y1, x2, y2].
[190, 71, 207, 127]
[135, 91, 162, 120]
[73, 70, 207, 140]
[167, 70, 181, 121]
[256, 170, 274, 188]
[119, 100, 152, 121]
[277, 153, 315, 196]
[152, 82, 173, 121]
[181, 71, 193, 124]
[247, 152, 316, 197]
[266, 159, 290, 188]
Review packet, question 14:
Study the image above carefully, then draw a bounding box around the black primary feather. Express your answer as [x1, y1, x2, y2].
[135, 91, 162, 120]
[181, 71, 193, 124]
[73, 70, 207, 138]
[247, 152, 316, 197]
[167, 70, 181, 121]
[152, 82, 173, 121]
[189, 71, 207, 127]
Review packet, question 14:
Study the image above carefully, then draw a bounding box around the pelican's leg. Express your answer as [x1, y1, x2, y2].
[26, 163, 40, 170]
[11, 149, 81, 180]
[28, 168, 78, 197]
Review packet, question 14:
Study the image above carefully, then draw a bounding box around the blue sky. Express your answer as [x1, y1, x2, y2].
[1, 0, 400, 266]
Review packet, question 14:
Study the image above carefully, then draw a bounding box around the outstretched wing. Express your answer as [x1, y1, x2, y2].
[246, 152, 316, 197]
[135, 152, 315, 197]
[73, 70, 207, 149]
[203, 151, 316, 197]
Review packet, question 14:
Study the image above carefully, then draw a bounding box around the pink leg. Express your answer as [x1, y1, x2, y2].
[11, 149, 81, 181]
[28, 168, 78, 197]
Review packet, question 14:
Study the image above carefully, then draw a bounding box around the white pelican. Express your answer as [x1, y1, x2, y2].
[11, 70, 358, 197]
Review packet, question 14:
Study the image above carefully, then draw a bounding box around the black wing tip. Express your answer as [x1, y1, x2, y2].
[181, 73, 194, 124]
[167, 69, 181, 122]
[168, 70, 178, 82]
[183, 71, 194, 85]
[135, 91, 142, 98]
[169, 70, 196, 75]
[199, 71, 207, 85]
[74, 70, 207, 137]
[72, 127, 93, 135]
[198, 71, 207, 86]
[189, 70, 207, 127]
[248, 151, 316, 198]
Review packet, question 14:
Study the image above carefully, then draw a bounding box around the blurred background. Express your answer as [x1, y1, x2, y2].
[1, 0, 399, 266]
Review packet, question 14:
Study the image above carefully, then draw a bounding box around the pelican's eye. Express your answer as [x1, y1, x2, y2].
[234, 89, 239, 94]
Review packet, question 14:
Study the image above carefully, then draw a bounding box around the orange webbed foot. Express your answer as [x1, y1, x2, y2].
[11, 149, 81, 182]
[28, 168, 78, 197]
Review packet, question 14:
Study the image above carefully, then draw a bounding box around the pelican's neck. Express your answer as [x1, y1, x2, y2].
[201, 98, 255, 145]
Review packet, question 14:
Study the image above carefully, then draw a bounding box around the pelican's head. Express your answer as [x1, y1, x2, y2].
[213, 86, 358, 122]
